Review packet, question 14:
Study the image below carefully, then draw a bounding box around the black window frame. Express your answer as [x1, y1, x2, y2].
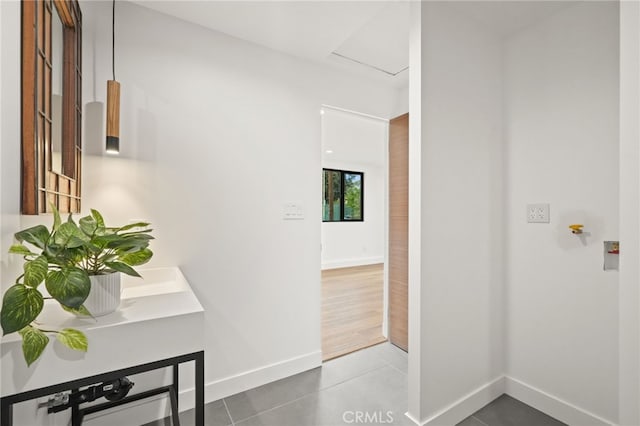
[322, 168, 364, 222]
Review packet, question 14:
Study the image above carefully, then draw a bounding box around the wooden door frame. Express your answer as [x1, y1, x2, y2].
[387, 112, 409, 351]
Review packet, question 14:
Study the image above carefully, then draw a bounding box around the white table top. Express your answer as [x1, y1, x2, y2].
[1, 267, 205, 396]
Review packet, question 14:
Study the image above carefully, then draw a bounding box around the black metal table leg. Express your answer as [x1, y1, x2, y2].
[172, 362, 181, 425]
[168, 386, 180, 426]
[195, 351, 204, 426]
[71, 388, 81, 426]
[1, 399, 13, 426]
[173, 363, 179, 412]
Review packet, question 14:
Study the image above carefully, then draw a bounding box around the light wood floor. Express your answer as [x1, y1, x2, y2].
[321, 263, 386, 361]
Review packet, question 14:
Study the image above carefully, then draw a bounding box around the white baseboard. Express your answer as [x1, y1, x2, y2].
[179, 350, 322, 410]
[124, 366, 614, 426]
[405, 375, 615, 426]
[421, 376, 505, 426]
[322, 256, 384, 270]
[88, 351, 322, 425]
[504, 376, 614, 426]
[405, 411, 423, 426]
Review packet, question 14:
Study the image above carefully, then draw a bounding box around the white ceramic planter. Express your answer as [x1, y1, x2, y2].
[83, 273, 121, 317]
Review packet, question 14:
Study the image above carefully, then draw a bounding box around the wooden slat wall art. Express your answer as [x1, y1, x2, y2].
[61, 23, 76, 178]
[53, 0, 74, 26]
[22, 0, 81, 214]
[39, 1, 52, 212]
[21, 1, 37, 214]
[388, 113, 409, 352]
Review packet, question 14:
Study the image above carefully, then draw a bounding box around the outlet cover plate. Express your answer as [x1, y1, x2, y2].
[527, 203, 550, 223]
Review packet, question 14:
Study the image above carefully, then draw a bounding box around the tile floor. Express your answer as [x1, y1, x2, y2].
[143, 342, 566, 426]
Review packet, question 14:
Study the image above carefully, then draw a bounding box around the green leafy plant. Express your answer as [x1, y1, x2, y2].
[1, 207, 153, 366]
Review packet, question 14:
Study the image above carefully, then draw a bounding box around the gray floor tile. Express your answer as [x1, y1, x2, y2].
[234, 392, 330, 426]
[236, 365, 408, 426]
[237, 393, 411, 426]
[141, 345, 567, 426]
[367, 342, 408, 374]
[177, 399, 232, 426]
[319, 346, 389, 388]
[140, 399, 231, 426]
[457, 416, 489, 426]
[472, 395, 567, 426]
[339, 364, 407, 409]
[224, 368, 322, 422]
[225, 347, 387, 423]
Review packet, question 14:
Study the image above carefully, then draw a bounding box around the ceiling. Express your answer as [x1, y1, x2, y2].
[132, 0, 410, 88]
[132, 1, 577, 90]
[447, 1, 575, 38]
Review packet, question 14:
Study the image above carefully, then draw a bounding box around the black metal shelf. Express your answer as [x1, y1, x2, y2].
[1, 350, 205, 426]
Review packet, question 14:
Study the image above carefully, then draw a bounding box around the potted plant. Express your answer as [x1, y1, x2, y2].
[1, 207, 153, 366]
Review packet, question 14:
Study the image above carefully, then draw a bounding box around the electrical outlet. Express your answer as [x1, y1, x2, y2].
[527, 203, 550, 223]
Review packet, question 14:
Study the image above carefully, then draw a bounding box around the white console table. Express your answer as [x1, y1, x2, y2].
[0, 267, 205, 426]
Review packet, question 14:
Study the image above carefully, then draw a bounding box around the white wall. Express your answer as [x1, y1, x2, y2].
[3, 0, 634, 425]
[409, 2, 505, 423]
[0, 0, 22, 290]
[408, 3, 622, 424]
[0, 1, 2, 252]
[81, 0, 404, 412]
[504, 2, 619, 423]
[618, 1, 640, 424]
[321, 107, 387, 270]
[0, 0, 405, 423]
[0, 0, 3, 275]
[392, 86, 409, 119]
[406, 2, 424, 423]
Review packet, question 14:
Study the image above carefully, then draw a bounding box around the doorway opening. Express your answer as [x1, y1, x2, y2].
[320, 106, 389, 361]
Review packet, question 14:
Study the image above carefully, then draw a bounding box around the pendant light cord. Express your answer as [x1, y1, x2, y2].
[112, 0, 116, 81]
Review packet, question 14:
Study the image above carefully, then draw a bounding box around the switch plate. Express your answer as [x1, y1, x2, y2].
[283, 202, 304, 220]
[527, 203, 550, 223]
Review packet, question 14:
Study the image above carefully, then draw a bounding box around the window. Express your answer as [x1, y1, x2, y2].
[323, 169, 364, 222]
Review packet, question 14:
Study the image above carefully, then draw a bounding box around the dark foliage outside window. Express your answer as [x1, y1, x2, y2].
[323, 169, 363, 222]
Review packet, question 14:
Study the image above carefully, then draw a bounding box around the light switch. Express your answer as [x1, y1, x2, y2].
[283, 202, 304, 220]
